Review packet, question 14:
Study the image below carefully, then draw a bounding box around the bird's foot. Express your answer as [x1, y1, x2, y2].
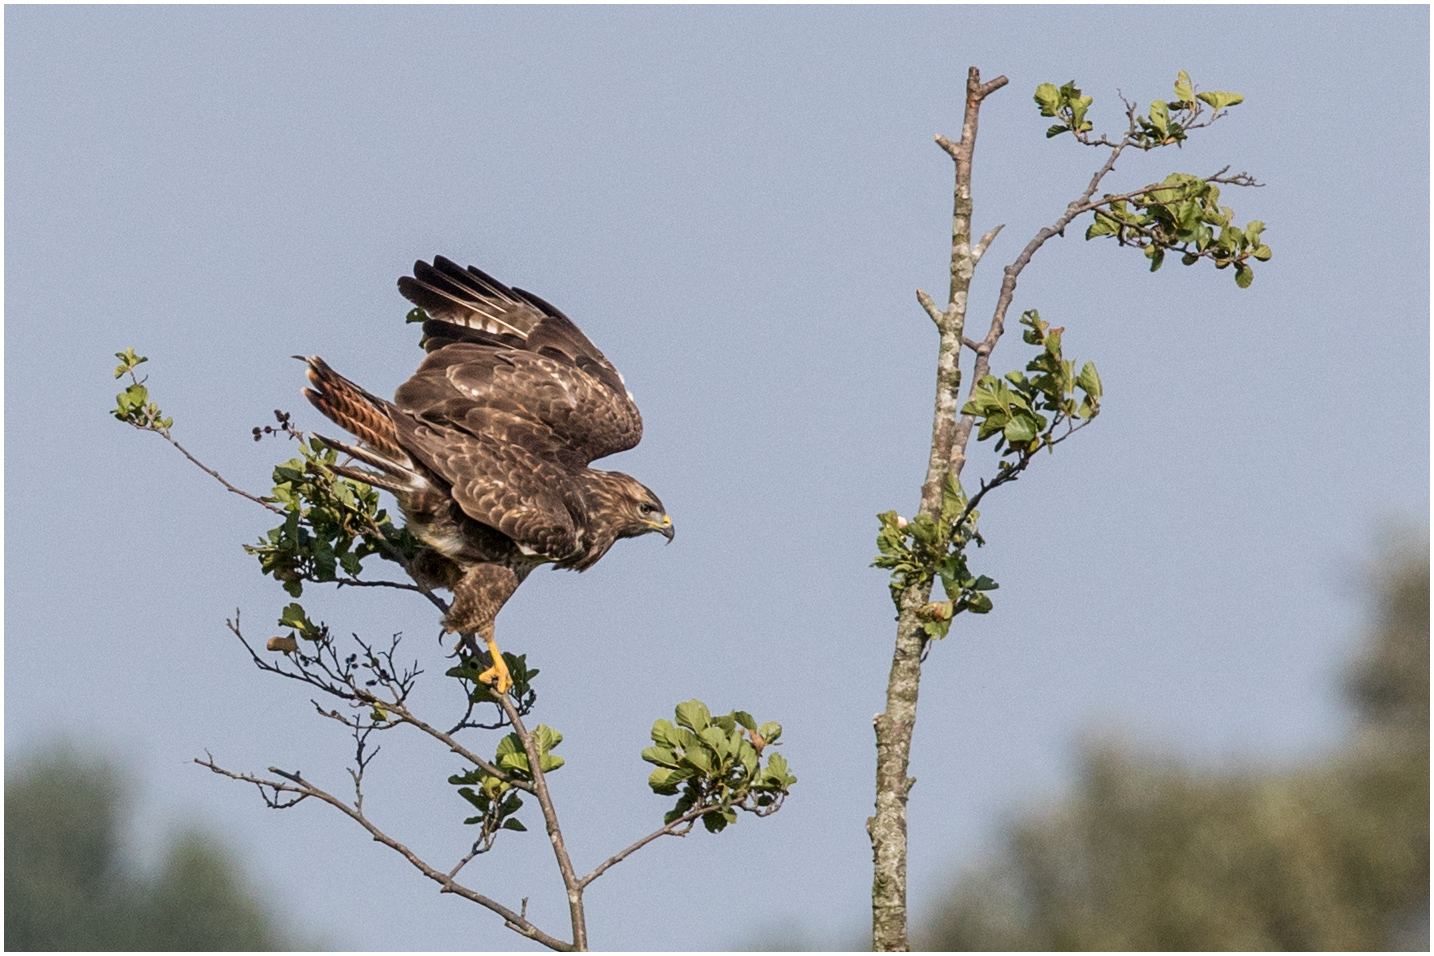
[451, 630, 513, 696]
[477, 657, 513, 696]
[477, 633, 513, 696]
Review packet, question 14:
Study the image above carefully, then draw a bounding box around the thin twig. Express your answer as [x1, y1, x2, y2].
[226, 614, 523, 790]
[335, 577, 429, 594]
[955, 418, 1094, 529]
[147, 427, 285, 515]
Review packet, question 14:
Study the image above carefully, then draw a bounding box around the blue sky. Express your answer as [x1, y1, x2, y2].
[6, 6, 1428, 950]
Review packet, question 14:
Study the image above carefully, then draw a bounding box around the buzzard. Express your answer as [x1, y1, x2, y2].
[302, 256, 672, 693]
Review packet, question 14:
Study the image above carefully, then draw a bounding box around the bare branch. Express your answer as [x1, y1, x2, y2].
[915, 289, 944, 326]
[972, 224, 1004, 264]
[141, 426, 285, 515]
[196, 756, 573, 951]
[578, 805, 709, 889]
[334, 577, 430, 594]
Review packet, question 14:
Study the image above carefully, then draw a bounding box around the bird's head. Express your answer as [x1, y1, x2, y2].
[599, 471, 674, 543]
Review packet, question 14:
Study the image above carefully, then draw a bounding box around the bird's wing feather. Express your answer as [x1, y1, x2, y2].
[396, 343, 641, 467]
[392, 411, 582, 560]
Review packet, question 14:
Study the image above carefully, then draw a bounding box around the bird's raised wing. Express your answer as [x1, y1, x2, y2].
[397, 256, 642, 465]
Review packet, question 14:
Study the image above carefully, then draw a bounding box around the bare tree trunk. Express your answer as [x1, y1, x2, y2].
[870, 67, 1006, 954]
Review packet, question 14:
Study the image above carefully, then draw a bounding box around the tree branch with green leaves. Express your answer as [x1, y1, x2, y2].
[869, 67, 1267, 952]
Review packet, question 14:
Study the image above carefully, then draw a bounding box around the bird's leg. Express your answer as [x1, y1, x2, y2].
[473, 624, 513, 696]
[447, 565, 522, 696]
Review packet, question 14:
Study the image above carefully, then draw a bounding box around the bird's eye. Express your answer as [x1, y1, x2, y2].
[639, 502, 656, 516]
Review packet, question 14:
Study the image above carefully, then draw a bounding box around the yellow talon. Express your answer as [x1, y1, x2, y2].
[477, 633, 513, 696]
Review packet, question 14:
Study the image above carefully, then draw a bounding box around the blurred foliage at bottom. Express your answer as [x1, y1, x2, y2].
[5, 747, 309, 951]
[918, 544, 1429, 951]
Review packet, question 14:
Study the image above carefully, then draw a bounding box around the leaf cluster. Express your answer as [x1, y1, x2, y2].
[642, 700, 795, 833]
[1037, 72, 1243, 148]
[874, 473, 996, 638]
[449, 725, 564, 845]
[1034, 80, 1094, 138]
[962, 311, 1102, 457]
[244, 439, 416, 597]
[1036, 72, 1269, 288]
[1131, 71, 1244, 149]
[110, 349, 173, 432]
[1087, 176, 1270, 287]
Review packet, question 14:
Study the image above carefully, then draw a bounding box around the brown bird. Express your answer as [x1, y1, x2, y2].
[302, 256, 673, 693]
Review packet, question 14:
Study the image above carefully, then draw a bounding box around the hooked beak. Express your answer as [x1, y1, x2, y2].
[654, 514, 675, 543]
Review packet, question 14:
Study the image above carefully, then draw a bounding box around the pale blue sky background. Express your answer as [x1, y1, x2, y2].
[6, 6, 1429, 951]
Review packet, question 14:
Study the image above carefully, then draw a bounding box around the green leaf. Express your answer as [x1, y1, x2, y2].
[684, 746, 712, 774]
[502, 818, 527, 832]
[1003, 413, 1038, 444]
[1173, 71, 1194, 105]
[940, 473, 965, 522]
[1196, 90, 1244, 110]
[1234, 263, 1254, 289]
[642, 745, 680, 768]
[113, 348, 149, 379]
[1148, 100, 1170, 137]
[1033, 83, 1062, 116]
[674, 699, 712, 733]
[1076, 362, 1103, 402]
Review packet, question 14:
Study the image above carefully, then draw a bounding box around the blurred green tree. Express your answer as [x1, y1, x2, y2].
[5, 747, 304, 951]
[919, 545, 1429, 951]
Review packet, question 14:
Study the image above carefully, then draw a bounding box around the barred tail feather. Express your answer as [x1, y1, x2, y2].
[300, 356, 405, 460]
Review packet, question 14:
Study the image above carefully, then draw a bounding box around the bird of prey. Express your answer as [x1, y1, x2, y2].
[301, 256, 673, 693]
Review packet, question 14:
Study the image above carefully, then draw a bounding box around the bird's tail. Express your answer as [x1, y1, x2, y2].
[300, 356, 423, 495]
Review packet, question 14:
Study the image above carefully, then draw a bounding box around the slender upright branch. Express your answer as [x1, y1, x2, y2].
[871, 66, 1005, 954]
[500, 695, 588, 951]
